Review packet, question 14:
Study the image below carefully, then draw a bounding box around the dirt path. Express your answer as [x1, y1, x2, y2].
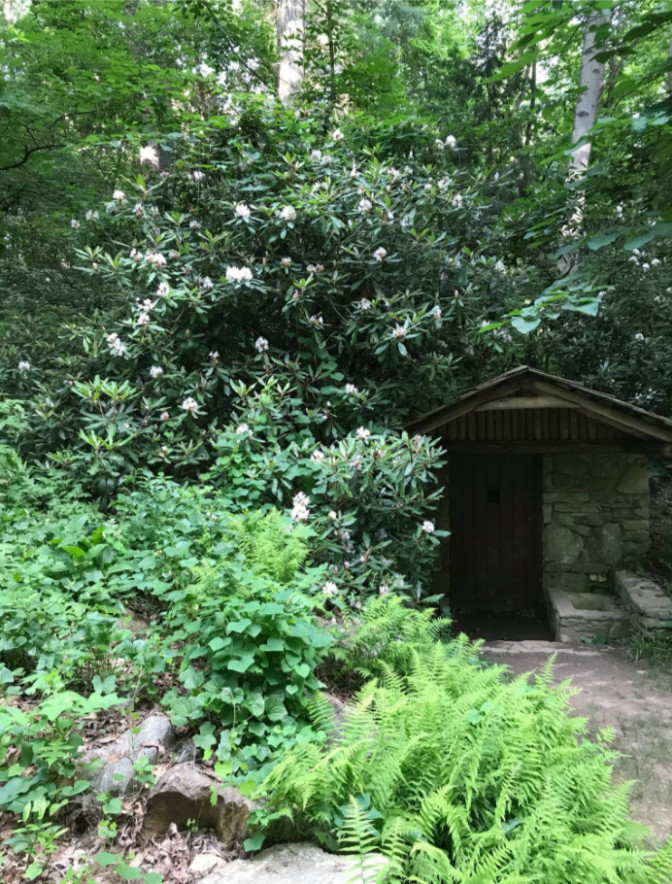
[483, 640, 672, 846]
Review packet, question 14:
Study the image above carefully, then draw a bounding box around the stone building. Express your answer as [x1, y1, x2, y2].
[407, 366, 672, 631]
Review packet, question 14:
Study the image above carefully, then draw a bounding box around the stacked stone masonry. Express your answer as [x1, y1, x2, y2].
[543, 454, 650, 594]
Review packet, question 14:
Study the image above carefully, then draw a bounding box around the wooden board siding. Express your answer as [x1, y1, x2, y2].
[449, 454, 543, 615]
[443, 408, 628, 444]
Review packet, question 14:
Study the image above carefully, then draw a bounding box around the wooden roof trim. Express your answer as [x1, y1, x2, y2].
[530, 379, 672, 442]
[407, 365, 672, 443]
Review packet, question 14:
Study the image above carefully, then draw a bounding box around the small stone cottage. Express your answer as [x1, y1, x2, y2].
[407, 366, 672, 625]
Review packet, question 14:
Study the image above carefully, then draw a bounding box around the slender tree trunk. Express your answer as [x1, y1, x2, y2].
[667, 29, 672, 96]
[276, 0, 305, 102]
[567, 10, 611, 181]
[559, 9, 611, 274]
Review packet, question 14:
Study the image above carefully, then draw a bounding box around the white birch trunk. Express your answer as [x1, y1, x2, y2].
[276, 0, 305, 102]
[559, 10, 611, 274]
[567, 10, 611, 180]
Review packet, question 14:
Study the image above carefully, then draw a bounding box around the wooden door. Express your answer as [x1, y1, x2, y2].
[449, 454, 542, 615]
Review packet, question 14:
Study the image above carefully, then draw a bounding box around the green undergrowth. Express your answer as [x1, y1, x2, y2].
[255, 602, 672, 883]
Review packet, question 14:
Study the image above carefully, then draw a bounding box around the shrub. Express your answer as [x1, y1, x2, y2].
[2, 104, 540, 498]
[208, 412, 448, 601]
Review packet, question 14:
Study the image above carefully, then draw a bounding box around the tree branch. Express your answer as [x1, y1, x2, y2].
[0, 141, 64, 172]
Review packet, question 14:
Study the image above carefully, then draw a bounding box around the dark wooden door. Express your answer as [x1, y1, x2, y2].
[449, 454, 542, 615]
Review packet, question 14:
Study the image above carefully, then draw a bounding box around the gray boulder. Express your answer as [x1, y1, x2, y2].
[194, 842, 388, 884]
[87, 714, 174, 797]
[144, 763, 257, 846]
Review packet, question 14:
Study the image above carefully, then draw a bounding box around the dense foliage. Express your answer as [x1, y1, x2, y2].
[258, 599, 672, 883]
[4, 0, 672, 880]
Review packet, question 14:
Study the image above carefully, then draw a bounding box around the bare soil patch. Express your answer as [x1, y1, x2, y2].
[483, 640, 672, 845]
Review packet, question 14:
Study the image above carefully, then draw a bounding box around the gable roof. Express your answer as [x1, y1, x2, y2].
[406, 365, 672, 443]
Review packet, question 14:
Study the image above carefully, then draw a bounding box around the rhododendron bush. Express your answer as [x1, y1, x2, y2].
[7, 103, 531, 486]
[3, 103, 537, 597]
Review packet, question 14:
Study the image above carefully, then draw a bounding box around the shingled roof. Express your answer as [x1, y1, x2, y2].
[406, 365, 672, 443]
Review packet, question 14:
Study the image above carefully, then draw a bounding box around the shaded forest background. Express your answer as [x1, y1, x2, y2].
[3, 0, 672, 502]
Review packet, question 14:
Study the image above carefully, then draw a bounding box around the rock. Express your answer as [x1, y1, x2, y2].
[144, 763, 257, 846]
[324, 693, 347, 726]
[87, 715, 174, 797]
[544, 523, 584, 564]
[617, 465, 649, 496]
[193, 842, 388, 884]
[174, 738, 197, 764]
[189, 853, 227, 875]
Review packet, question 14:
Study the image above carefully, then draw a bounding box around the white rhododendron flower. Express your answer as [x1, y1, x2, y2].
[255, 336, 269, 352]
[112, 189, 125, 202]
[236, 423, 250, 435]
[421, 521, 435, 534]
[226, 266, 253, 282]
[193, 170, 205, 181]
[291, 491, 310, 522]
[373, 247, 387, 262]
[146, 251, 167, 266]
[281, 257, 292, 268]
[85, 210, 99, 221]
[149, 366, 163, 379]
[311, 450, 325, 461]
[18, 360, 30, 372]
[358, 198, 372, 213]
[137, 312, 150, 326]
[234, 202, 251, 218]
[160, 411, 170, 421]
[209, 350, 219, 362]
[322, 581, 338, 596]
[356, 427, 371, 440]
[445, 135, 457, 149]
[345, 383, 358, 395]
[70, 219, 80, 229]
[331, 128, 344, 141]
[278, 205, 296, 222]
[200, 276, 214, 290]
[106, 333, 128, 357]
[156, 282, 170, 297]
[392, 324, 406, 339]
[180, 397, 199, 415]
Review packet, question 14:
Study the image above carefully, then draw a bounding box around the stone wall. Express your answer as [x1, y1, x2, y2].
[543, 454, 650, 594]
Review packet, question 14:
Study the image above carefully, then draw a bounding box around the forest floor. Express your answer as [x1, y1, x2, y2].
[483, 640, 672, 846]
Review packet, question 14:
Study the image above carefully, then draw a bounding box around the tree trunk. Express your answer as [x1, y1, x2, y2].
[276, 0, 305, 102]
[567, 10, 611, 181]
[559, 9, 611, 274]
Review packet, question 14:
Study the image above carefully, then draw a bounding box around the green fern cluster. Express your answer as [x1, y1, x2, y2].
[228, 510, 310, 584]
[330, 595, 453, 679]
[261, 641, 672, 883]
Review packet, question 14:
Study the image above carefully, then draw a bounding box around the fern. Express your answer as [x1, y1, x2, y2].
[259, 634, 672, 884]
[340, 796, 387, 884]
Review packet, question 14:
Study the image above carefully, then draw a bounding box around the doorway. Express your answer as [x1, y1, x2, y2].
[448, 453, 546, 631]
